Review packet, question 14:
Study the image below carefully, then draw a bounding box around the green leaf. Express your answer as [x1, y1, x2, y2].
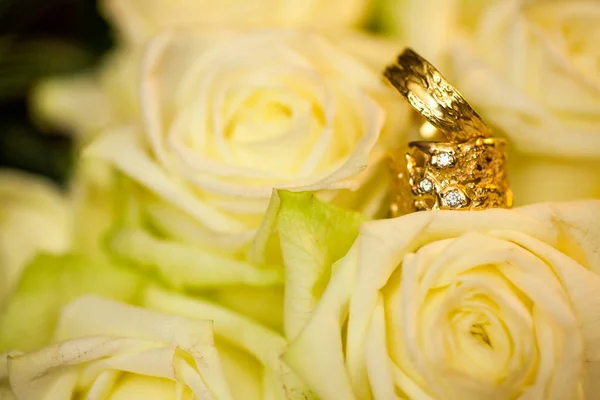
[0, 253, 145, 352]
[275, 190, 366, 340]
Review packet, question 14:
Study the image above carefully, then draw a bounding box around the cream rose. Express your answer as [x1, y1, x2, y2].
[3, 293, 313, 399]
[33, 47, 142, 141]
[4, 296, 232, 399]
[87, 30, 396, 243]
[375, 0, 600, 204]
[0, 170, 71, 304]
[451, 0, 600, 158]
[376, 0, 490, 64]
[280, 198, 600, 399]
[102, 0, 372, 44]
[448, 0, 600, 202]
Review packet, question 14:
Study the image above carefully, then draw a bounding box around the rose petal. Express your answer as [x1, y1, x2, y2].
[109, 228, 282, 289]
[143, 286, 315, 400]
[0, 170, 71, 304]
[86, 127, 248, 234]
[8, 296, 233, 400]
[284, 248, 359, 400]
[0, 254, 144, 352]
[365, 296, 395, 399]
[275, 191, 365, 339]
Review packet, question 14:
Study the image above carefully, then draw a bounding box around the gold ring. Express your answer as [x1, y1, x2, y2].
[390, 137, 512, 214]
[384, 48, 490, 144]
[385, 49, 512, 215]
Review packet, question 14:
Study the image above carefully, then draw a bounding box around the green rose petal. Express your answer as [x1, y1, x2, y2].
[210, 286, 284, 332]
[0, 253, 145, 352]
[109, 228, 283, 289]
[275, 190, 366, 339]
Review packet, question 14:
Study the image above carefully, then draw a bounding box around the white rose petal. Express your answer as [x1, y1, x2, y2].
[285, 200, 600, 399]
[88, 30, 391, 242]
[102, 0, 371, 44]
[451, 0, 600, 158]
[7, 296, 233, 399]
[0, 170, 71, 304]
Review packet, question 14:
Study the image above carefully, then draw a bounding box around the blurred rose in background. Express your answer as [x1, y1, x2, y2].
[2, 1, 600, 399]
[378, 0, 600, 204]
[3, 0, 600, 206]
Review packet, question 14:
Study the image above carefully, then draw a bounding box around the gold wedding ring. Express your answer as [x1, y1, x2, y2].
[385, 49, 512, 215]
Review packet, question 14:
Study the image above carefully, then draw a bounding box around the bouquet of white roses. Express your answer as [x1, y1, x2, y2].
[2, 0, 600, 399]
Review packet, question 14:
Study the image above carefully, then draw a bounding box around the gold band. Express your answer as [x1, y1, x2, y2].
[384, 49, 490, 144]
[390, 137, 512, 215]
[385, 48, 512, 215]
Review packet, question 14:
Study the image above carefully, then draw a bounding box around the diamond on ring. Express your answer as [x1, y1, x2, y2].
[433, 151, 455, 168]
[384, 48, 512, 214]
[443, 189, 466, 208]
[418, 178, 434, 193]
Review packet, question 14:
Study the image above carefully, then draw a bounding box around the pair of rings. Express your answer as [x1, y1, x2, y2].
[384, 49, 512, 215]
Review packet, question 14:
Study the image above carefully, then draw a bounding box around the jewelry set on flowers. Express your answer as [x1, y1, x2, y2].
[384, 49, 513, 215]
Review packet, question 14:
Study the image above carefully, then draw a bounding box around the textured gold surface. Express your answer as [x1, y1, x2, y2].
[385, 48, 512, 215]
[389, 146, 415, 216]
[390, 138, 512, 215]
[384, 49, 491, 144]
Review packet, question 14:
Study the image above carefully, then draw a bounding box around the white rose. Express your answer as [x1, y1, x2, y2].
[448, 0, 600, 203]
[0, 170, 71, 304]
[102, 0, 372, 44]
[373, 0, 600, 204]
[452, 0, 600, 158]
[5, 296, 232, 399]
[3, 293, 313, 399]
[32, 47, 142, 141]
[88, 30, 398, 243]
[375, 0, 491, 64]
[282, 199, 600, 399]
